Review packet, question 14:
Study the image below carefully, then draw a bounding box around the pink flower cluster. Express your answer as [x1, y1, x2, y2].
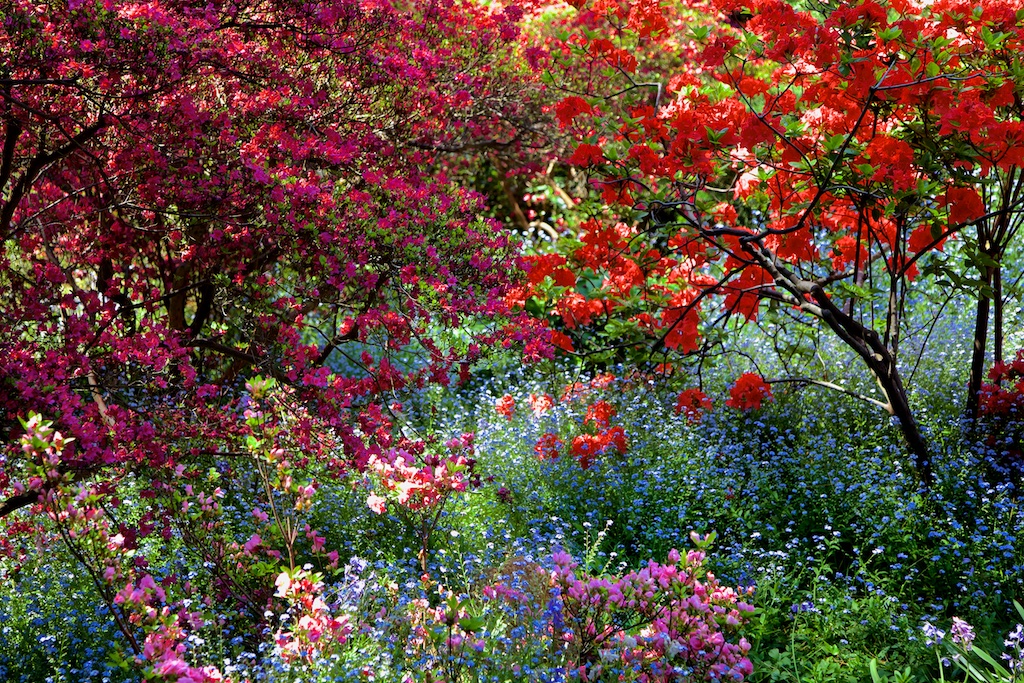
[274, 569, 352, 663]
[113, 575, 221, 683]
[548, 548, 754, 682]
[366, 435, 476, 513]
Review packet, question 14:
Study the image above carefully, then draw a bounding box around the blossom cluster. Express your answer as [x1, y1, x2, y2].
[546, 547, 754, 682]
[513, 378, 633, 470]
[978, 349, 1024, 473]
[980, 350, 1024, 416]
[273, 569, 351, 664]
[376, 546, 754, 683]
[366, 435, 477, 514]
[725, 374, 773, 412]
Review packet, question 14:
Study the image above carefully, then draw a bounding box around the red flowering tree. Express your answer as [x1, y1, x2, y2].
[0, 0, 540, 672]
[521, 0, 1024, 485]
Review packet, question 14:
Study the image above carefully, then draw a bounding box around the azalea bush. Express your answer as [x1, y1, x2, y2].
[977, 350, 1024, 479]
[280, 544, 753, 683]
[0, 0, 544, 677]
[518, 0, 1024, 487]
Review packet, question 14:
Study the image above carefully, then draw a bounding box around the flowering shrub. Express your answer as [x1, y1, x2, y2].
[14, 415, 220, 682]
[980, 351, 1024, 414]
[273, 568, 351, 664]
[7, 0, 1024, 679]
[0, 0, 543, 674]
[364, 433, 479, 570]
[978, 351, 1024, 474]
[366, 436, 477, 514]
[524, 383, 632, 471]
[362, 545, 753, 683]
[548, 544, 754, 682]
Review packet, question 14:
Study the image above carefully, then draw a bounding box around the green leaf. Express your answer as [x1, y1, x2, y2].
[106, 649, 132, 672]
[824, 133, 847, 152]
[458, 616, 486, 632]
[971, 645, 1011, 674]
[878, 27, 902, 41]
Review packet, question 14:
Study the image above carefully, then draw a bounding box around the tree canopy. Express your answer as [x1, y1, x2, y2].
[522, 0, 1024, 483]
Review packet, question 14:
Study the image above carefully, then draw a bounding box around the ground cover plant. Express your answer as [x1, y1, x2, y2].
[3, 0, 1024, 681]
[4, 319, 1024, 682]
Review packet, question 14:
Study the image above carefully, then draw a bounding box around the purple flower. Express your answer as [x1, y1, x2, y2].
[546, 595, 565, 633]
[951, 617, 975, 651]
[1005, 623, 1024, 649]
[1003, 624, 1024, 673]
[790, 601, 819, 615]
[922, 622, 945, 647]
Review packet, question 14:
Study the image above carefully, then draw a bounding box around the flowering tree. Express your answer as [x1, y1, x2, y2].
[521, 0, 1024, 485]
[0, 0, 541, 674]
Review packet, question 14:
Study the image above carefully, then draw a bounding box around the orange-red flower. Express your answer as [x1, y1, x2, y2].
[534, 432, 563, 461]
[584, 400, 616, 428]
[495, 394, 515, 420]
[674, 388, 712, 422]
[726, 373, 773, 411]
[570, 426, 628, 469]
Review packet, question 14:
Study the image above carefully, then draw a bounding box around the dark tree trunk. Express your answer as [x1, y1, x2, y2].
[811, 289, 934, 488]
[964, 263, 994, 423]
[875, 355, 932, 487]
[994, 266, 1004, 365]
[743, 239, 935, 488]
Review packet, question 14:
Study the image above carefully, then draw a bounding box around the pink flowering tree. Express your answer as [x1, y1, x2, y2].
[0, 0, 544, 675]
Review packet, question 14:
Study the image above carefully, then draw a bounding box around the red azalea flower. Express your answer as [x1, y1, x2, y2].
[495, 394, 515, 420]
[584, 400, 616, 428]
[675, 388, 712, 422]
[726, 373, 773, 411]
[534, 432, 563, 461]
